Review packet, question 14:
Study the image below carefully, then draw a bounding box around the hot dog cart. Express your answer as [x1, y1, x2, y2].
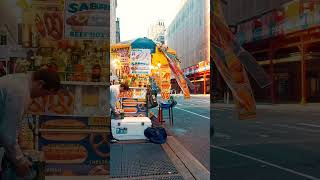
[17, 0, 111, 178]
[110, 38, 193, 140]
[110, 46, 151, 140]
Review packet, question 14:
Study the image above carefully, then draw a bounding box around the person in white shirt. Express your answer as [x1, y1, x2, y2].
[0, 69, 60, 178]
[109, 82, 130, 116]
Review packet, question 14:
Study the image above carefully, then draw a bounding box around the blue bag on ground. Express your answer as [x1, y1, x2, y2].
[144, 127, 167, 144]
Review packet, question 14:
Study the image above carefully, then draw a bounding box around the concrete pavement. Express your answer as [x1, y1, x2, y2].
[154, 95, 210, 170]
[212, 103, 320, 180]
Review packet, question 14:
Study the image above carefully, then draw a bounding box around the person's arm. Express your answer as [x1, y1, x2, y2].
[110, 96, 119, 115]
[109, 87, 115, 110]
[0, 92, 25, 167]
[109, 86, 120, 114]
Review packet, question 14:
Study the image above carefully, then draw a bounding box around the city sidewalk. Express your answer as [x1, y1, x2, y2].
[110, 137, 209, 180]
[109, 116, 210, 180]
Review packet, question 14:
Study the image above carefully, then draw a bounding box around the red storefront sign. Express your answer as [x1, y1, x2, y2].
[183, 61, 210, 76]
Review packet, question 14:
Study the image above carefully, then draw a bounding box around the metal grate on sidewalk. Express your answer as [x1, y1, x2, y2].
[110, 143, 184, 179]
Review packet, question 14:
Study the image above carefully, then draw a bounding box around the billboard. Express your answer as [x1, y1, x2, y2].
[64, 0, 110, 39]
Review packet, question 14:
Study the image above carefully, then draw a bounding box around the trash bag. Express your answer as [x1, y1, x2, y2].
[144, 127, 167, 144]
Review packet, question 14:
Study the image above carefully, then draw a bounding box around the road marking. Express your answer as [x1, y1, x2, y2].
[273, 124, 320, 133]
[215, 132, 231, 139]
[178, 99, 210, 103]
[210, 107, 232, 112]
[191, 100, 210, 103]
[174, 107, 210, 119]
[297, 123, 320, 128]
[177, 103, 209, 108]
[212, 145, 320, 180]
[259, 134, 269, 138]
[211, 108, 226, 111]
[257, 127, 288, 134]
[178, 102, 210, 106]
[211, 107, 233, 110]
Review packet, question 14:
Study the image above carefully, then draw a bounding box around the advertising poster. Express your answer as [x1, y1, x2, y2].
[130, 49, 151, 75]
[111, 47, 130, 63]
[159, 65, 171, 100]
[64, 0, 110, 39]
[38, 116, 109, 176]
[212, 0, 257, 120]
[300, 1, 316, 28]
[28, 88, 76, 115]
[34, 10, 64, 41]
[260, 11, 276, 39]
[161, 48, 191, 98]
[283, 0, 301, 33]
[315, 2, 320, 24]
[111, 47, 130, 75]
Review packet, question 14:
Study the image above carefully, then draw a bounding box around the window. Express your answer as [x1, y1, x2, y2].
[0, 35, 7, 46]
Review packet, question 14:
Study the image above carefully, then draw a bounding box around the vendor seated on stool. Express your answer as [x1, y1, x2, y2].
[110, 82, 130, 118]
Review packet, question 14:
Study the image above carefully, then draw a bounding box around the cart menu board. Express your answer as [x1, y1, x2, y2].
[121, 97, 147, 117]
[118, 87, 148, 117]
[111, 47, 130, 76]
[38, 116, 109, 176]
[130, 49, 151, 75]
[64, 0, 110, 39]
[111, 47, 130, 63]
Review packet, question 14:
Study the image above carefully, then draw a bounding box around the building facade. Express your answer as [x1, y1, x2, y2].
[110, 0, 118, 44]
[116, 17, 120, 43]
[166, 0, 210, 94]
[217, 0, 320, 103]
[0, 0, 28, 77]
[222, 0, 293, 25]
[148, 20, 166, 44]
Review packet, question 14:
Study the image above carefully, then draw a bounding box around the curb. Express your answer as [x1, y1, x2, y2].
[163, 136, 210, 180]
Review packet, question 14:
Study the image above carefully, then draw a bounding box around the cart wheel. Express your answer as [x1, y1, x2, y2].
[90, 133, 110, 158]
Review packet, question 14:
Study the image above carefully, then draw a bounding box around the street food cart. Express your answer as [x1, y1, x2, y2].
[110, 37, 193, 140]
[16, 0, 110, 178]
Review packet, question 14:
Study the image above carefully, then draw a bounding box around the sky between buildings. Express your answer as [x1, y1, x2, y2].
[116, 0, 182, 42]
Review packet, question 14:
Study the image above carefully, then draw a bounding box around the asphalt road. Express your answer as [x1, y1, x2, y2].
[212, 103, 320, 180]
[164, 95, 210, 170]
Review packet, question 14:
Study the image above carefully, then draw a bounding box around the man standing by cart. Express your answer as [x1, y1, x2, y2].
[110, 82, 130, 117]
[0, 68, 60, 178]
[109, 82, 130, 142]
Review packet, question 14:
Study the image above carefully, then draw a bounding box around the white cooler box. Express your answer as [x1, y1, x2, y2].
[111, 117, 152, 140]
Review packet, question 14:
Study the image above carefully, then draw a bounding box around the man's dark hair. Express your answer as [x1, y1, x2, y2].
[33, 69, 61, 91]
[120, 82, 130, 91]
